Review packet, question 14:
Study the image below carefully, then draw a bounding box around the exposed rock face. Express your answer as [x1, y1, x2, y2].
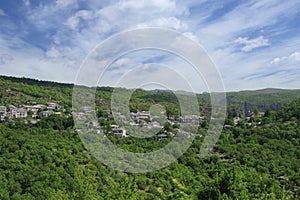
[227, 102, 283, 117]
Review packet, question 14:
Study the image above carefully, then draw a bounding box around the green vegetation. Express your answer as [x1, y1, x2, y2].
[226, 88, 300, 117]
[0, 76, 300, 199]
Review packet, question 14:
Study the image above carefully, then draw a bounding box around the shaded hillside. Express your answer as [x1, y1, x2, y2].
[226, 88, 300, 116]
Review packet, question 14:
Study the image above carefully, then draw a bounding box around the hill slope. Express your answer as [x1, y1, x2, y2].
[0, 75, 299, 199]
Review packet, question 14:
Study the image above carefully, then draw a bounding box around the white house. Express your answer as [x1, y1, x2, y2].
[111, 127, 127, 138]
[6, 105, 28, 119]
[15, 108, 28, 118]
[0, 106, 6, 121]
[39, 110, 53, 117]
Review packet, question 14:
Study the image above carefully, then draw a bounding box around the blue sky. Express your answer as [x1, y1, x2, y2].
[0, 0, 299, 92]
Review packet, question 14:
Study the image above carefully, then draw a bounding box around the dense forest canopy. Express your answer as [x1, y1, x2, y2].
[0, 75, 299, 199]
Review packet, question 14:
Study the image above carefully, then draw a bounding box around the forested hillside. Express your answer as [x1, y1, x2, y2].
[0, 76, 300, 199]
[226, 88, 300, 117]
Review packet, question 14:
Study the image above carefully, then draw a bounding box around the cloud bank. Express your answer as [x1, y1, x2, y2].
[0, 0, 299, 91]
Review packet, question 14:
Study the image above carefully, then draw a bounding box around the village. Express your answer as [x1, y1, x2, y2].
[97, 109, 265, 140]
[0, 102, 65, 124]
[1, 101, 266, 140]
[74, 105, 207, 140]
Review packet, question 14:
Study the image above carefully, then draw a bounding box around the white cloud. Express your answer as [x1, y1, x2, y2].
[1, 0, 300, 91]
[289, 52, 300, 61]
[66, 10, 94, 30]
[183, 32, 199, 43]
[36, 0, 193, 79]
[118, 0, 188, 15]
[26, 0, 79, 30]
[0, 41, 76, 83]
[43, 45, 83, 69]
[46, 47, 60, 59]
[196, 0, 299, 52]
[0, 54, 14, 65]
[234, 36, 270, 52]
[137, 17, 187, 31]
[23, 0, 30, 7]
[114, 64, 199, 92]
[271, 51, 300, 64]
[22, 0, 191, 72]
[0, 9, 7, 16]
[56, 0, 77, 8]
[113, 58, 131, 67]
[270, 56, 287, 64]
[92, 0, 187, 35]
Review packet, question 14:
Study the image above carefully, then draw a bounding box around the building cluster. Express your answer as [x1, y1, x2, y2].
[0, 102, 63, 123]
[130, 111, 151, 121]
[77, 106, 203, 140]
[72, 106, 95, 120]
[176, 114, 203, 123]
[115, 111, 205, 140]
[105, 111, 162, 138]
[110, 124, 127, 138]
[129, 111, 163, 128]
[223, 112, 264, 129]
[73, 104, 207, 140]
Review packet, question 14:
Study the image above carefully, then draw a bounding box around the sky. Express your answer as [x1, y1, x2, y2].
[0, 0, 299, 92]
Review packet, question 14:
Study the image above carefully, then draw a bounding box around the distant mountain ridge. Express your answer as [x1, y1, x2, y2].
[1, 75, 299, 94]
[1, 75, 300, 117]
